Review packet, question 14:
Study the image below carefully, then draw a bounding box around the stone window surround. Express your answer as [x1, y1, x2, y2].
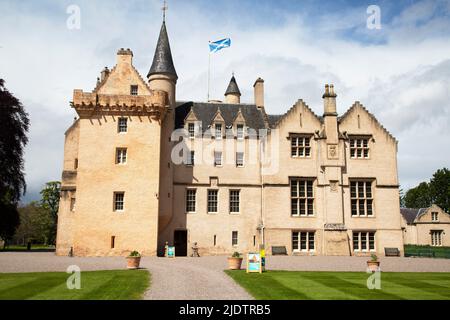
[431, 212, 439, 222]
[207, 189, 219, 214]
[431, 230, 443, 246]
[290, 177, 316, 217]
[349, 135, 372, 159]
[289, 133, 312, 158]
[113, 192, 125, 212]
[229, 189, 241, 214]
[350, 180, 375, 217]
[118, 117, 128, 133]
[352, 231, 376, 252]
[185, 188, 197, 213]
[115, 148, 127, 165]
[232, 230, 238, 246]
[130, 85, 138, 96]
[292, 230, 315, 252]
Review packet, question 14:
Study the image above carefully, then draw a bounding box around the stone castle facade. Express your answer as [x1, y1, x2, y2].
[56, 21, 404, 257]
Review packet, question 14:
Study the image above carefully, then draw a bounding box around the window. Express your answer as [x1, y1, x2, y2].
[232, 231, 238, 246]
[188, 123, 195, 138]
[111, 236, 115, 249]
[291, 136, 311, 158]
[253, 235, 256, 247]
[116, 148, 127, 164]
[237, 124, 244, 139]
[118, 118, 128, 133]
[214, 235, 217, 246]
[350, 138, 369, 159]
[74, 158, 78, 170]
[215, 123, 223, 139]
[208, 190, 218, 213]
[214, 151, 222, 166]
[186, 189, 196, 213]
[353, 231, 375, 252]
[291, 179, 314, 216]
[186, 151, 195, 166]
[236, 152, 244, 167]
[350, 181, 373, 216]
[229, 190, 240, 213]
[114, 192, 125, 211]
[70, 197, 76, 212]
[130, 85, 138, 96]
[432, 212, 439, 222]
[431, 230, 443, 246]
[292, 231, 315, 252]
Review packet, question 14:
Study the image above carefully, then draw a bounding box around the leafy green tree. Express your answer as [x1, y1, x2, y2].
[429, 168, 450, 212]
[13, 202, 53, 245]
[40, 181, 61, 244]
[0, 79, 29, 243]
[404, 182, 432, 208]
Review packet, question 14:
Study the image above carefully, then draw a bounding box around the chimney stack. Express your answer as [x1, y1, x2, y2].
[323, 84, 337, 115]
[322, 84, 338, 144]
[253, 78, 264, 110]
[117, 48, 133, 65]
[100, 67, 110, 82]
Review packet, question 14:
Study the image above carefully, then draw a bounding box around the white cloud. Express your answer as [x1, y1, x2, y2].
[0, 0, 449, 201]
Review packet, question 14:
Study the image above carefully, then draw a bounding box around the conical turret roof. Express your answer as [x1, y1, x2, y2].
[147, 21, 178, 79]
[225, 76, 241, 96]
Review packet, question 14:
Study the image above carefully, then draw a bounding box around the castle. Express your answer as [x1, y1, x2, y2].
[56, 20, 404, 257]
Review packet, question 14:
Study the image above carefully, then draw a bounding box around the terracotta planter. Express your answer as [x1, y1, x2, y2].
[227, 257, 243, 270]
[367, 260, 380, 272]
[126, 256, 141, 269]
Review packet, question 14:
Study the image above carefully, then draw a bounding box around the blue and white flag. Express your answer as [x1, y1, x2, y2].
[209, 38, 231, 53]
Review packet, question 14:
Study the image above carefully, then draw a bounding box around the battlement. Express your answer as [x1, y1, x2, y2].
[71, 89, 168, 119]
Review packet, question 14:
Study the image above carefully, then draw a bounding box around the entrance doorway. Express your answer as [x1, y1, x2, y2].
[174, 230, 187, 257]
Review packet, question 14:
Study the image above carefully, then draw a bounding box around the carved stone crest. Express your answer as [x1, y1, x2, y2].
[327, 144, 338, 159]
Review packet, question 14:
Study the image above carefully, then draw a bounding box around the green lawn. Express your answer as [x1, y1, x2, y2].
[225, 270, 450, 300]
[1, 245, 55, 252]
[0, 270, 150, 300]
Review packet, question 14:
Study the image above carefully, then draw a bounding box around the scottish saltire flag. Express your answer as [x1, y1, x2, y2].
[209, 38, 231, 53]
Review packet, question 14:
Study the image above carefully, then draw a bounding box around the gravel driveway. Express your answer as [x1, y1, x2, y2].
[1, 253, 449, 300]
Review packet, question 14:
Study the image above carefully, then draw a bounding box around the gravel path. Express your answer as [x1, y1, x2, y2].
[1, 253, 449, 300]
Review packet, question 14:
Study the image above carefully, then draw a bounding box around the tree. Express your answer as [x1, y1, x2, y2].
[13, 202, 52, 245]
[429, 168, 450, 212]
[0, 79, 29, 203]
[403, 168, 450, 212]
[40, 181, 61, 244]
[0, 79, 29, 243]
[404, 182, 432, 208]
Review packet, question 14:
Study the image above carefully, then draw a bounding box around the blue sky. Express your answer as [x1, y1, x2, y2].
[0, 0, 449, 203]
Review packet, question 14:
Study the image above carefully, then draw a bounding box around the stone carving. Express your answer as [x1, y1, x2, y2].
[327, 144, 338, 159]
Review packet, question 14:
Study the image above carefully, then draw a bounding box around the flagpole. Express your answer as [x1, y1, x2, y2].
[207, 43, 211, 102]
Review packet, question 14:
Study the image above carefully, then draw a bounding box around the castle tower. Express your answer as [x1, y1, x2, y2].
[147, 20, 178, 255]
[224, 75, 241, 104]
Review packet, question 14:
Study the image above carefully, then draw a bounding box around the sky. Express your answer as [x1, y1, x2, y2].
[0, 0, 449, 203]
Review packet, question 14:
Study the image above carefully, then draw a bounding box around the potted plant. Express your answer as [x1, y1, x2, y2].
[126, 251, 141, 269]
[227, 252, 243, 270]
[367, 254, 380, 272]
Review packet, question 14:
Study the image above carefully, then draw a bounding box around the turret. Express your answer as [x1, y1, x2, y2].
[224, 75, 241, 104]
[147, 21, 177, 107]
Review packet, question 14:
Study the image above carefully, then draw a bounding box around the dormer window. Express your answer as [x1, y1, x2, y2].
[130, 85, 138, 96]
[432, 212, 439, 222]
[215, 124, 223, 139]
[188, 123, 195, 139]
[236, 124, 244, 139]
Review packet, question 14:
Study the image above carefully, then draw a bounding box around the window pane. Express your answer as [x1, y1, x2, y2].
[367, 200, 373, 216]
[359, 200, 365, 215]
[308, 233, 315, 250]
[307, 199, 314, 215]
[351, 200, 358, 216]
[292, 232, 299, 250]
[369, 232, 375, 250]
[299, 199, 306, 215]
[291, 199, 298, 215]
[300, 233, 307, 250]
[353, 233, 359, 251]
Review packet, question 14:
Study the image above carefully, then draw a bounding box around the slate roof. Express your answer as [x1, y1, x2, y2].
[175, 102, 266, 132]
[267, 115, 283, 128]
[400, 208, 428, 224]
[225, 76, 241, 96]
[148, 22, 178, 79]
